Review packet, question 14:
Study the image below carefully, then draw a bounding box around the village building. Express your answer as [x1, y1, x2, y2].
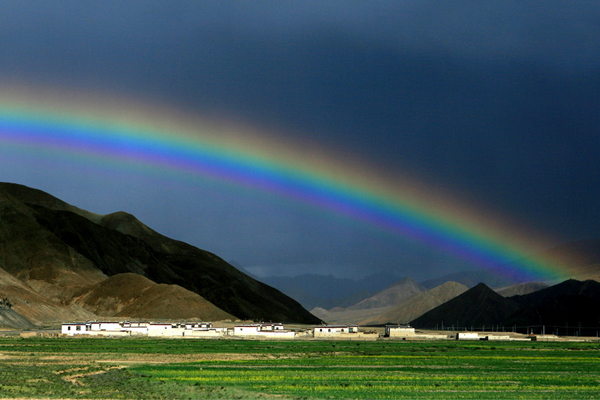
[62, 321, 226, 338]
[456, 332, 481, 340]
[147, 323, 179, 337]
[385, 325, 416, 338]
[62, 322, 89, 335]
[313, 325, 358, 337]
[182, 322, 227, 338]
[232, 323, 296, 339]
[312, 325, 377, 340]
[62, 321, 149, 337]
[385, 325, 447, 340]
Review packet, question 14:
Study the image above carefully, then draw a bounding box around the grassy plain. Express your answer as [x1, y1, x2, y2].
[0, 336, 599, 399]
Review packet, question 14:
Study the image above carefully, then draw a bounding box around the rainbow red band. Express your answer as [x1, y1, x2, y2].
[0, 94, 572, 282]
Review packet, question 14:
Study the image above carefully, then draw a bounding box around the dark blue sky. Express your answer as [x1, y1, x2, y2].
[1, 1, 599, 280]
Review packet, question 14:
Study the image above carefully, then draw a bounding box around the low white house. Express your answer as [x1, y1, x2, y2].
[185, 322, 212, 329]
[184, 326, 227, 337]
[62, 323, 90, 335]
[62, 321, 149, 337]
[233, 324, 261, 336]
[385, 325, 416, 338]
[384, 325, 447, 340]
[258, 323, 285, 331]
[62, 321, 227, 338]
[182, 322, 227, 338]
[232, 323, 295, 339]
[147, 323, 178, 337]
[485, 334, 511, 341]
[456, 332, 481, 340]
[313, 325, 359, 337]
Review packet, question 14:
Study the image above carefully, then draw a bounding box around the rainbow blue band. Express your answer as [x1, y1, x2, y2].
[0, 98, 571, 282]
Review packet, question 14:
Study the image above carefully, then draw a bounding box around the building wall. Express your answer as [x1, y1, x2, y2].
[387, 327, 416, 338]
[233, 325, 261, 336]
[62, 324, 88, 335]
[313, 326, 359, 337]
[457, 332, 480, 340]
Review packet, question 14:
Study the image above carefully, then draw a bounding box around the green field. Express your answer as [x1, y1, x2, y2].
[0, 337, 599, 399]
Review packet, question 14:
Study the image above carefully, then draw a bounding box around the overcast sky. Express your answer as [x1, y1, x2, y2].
[1, 1, 599, 280]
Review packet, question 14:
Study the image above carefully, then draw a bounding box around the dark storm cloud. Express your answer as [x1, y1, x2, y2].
[1, 1, 599, 279]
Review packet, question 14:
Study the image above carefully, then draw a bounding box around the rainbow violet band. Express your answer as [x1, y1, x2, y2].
[0, 102, 571, 282]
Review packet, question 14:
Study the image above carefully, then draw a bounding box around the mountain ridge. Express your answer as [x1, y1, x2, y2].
[0, 182, 320, 326]
[411, 279, 600, 335]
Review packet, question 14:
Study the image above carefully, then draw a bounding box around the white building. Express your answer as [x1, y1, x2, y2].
[232, 323, 295, 339]
[62, 323, 90, 335]
[313, 325, 359, 337]
[384, 325, 447, 340]
[385, 325, 416, 338]
[62, 321, 227, 338]
[456, 332, 481, 340]
[147, 323, 178, 337]
[62, 321, 149, 337]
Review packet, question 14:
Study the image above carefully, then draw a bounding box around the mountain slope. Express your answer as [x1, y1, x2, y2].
[362, 281, 468, 325]
[411, 283, 521, 329]
[73, 273, 234, 320]
[495, 282, 548, 297]
[504, 279, 600, 331]
[419, 270, 524, 290]
[346, 277, 425, 310]
[0, 266, 96, 325]
[411, 279, 600, 335]
[0, 182, 320, 324]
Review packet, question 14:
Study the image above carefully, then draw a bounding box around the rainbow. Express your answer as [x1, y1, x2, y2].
[0, 86, 574, 282]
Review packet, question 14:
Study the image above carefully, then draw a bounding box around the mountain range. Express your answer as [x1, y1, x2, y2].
[411, 279, 600, 336]
[309, 280, 541, 326]
[0, 182, 320, 327]
[2, 182, 600, 333]
[260, 272, 404, 310]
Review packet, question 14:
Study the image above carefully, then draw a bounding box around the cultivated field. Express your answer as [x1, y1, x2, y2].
[0, 337, 599, 399]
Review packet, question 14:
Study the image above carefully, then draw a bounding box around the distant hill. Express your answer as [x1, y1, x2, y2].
[419, 270, 524, 290]
[308, 278, 429, 326]
[495, 282, 548, 297]
[0, 182, 320, 326]
[411, 283, 520, 329]
[362, 281, 468, 326]
[309, 305, 393, 326]
[411, 279, 600, 335]
[346, 277, 425, 310]
[261, 272, 403, 310]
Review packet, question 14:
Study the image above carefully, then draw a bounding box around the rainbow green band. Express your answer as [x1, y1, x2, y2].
[0, 93, 572, 282]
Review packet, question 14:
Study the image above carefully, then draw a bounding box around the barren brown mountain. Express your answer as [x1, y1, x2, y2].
[362, 281, 468, 325]
[346, 277, 426, 310]
[73, 273, 233, 320]
[309, 277, 428, 325]
[0, 182, 320, 327]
